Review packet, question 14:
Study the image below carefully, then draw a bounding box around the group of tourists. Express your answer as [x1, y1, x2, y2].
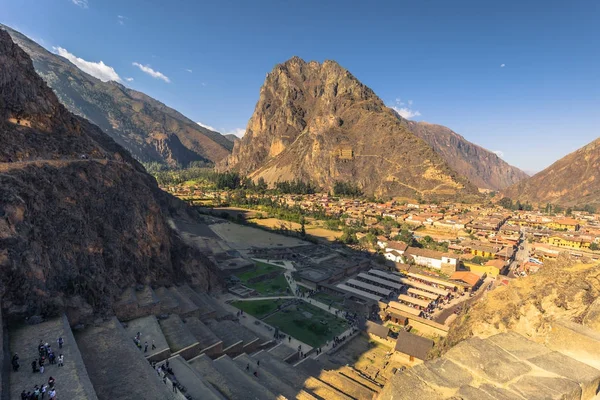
[20, 377, 57, 399]
[12, 337, 64, 399]
[153, 359, 180, 393]
[133, 331, 156, 353]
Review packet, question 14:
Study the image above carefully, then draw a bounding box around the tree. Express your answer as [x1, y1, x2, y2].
[364, 232, 377, 245]
[300, 216, 306, 238]
[498, 197, 513, 210]
[256, 177, 268, 193]
[590, 242, 599, 251]
[566, 208, 573, 216]
[340, 227, 358, 244]
[470, 256, 489, 265]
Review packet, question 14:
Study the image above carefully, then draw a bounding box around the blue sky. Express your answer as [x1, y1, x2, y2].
[1, 0, 598, 173]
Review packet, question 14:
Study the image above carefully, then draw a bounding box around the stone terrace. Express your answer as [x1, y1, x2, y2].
[158, 314, 201, 360]
[8, 315, 98, 400]
[122, 315, 170, 362]
[164, 355, 224, 400]
[378, 330, 600, 400]
[74, 317, 172, 400]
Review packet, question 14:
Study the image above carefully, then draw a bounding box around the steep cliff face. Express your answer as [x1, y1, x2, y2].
[223, 56, 479, 200]
[2, 24, 233, 168]
[401, 120, 529, 190]
[0, 29, 218, 319]
[502, 137, 600, 207]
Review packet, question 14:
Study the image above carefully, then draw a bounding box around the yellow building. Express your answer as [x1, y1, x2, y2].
[543, 235, 590, 249]
[547, 218, 580, 231]
[463, 260, 503, 278]
[470, 245, 500, 258]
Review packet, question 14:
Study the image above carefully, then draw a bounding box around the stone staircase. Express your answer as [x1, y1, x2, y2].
[5, 281, 600, 399]
[2, 284, 382, 399]
[7, 315, 98, 400]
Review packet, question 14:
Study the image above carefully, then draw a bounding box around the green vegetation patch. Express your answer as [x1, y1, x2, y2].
[237, 261, 281, 281]
[244, 274, 290, 296]
[264, 301, 349, 347]
[236, 261, 290, 296]
[230, 299, 285, 319]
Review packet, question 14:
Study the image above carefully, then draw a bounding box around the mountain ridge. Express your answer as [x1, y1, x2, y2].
[223, 56, 481, 201]
[1, 24, 233, 168]
[502, 136, 600, 207]
[0, 28, 217, 321]
[400, 119, 529, 190]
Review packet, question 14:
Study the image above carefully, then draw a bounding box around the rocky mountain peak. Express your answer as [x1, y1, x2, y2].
[223, 57, 479, 200]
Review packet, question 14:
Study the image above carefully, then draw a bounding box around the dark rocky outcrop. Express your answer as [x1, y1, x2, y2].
[0, 29, 218, 321]
[1, 24, 233, 168]
[222, 56, 480, 201]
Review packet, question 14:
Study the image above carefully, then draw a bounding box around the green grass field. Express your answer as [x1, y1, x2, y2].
[264, 301, 349, 347]
[245, 273, 290, 296]
[237, 261, 281, 281]
[230, 299, 285, 319]
[237, 261, 290, 296]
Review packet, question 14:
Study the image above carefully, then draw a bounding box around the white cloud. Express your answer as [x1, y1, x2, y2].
[185, 69, 193, 73]
[500, 63, 506, 68]
[125, 77, 134, 82]
[390, 98, 421, 119]
[132, 62, 170, 83]
[117, 15, 126, 25]
[197, 122, 216, 131]
[71, 0, 88, 8]
[493, 150, 504, 158]
[392, 107, 422, 119]
[225, 128, 246, 138]
[196, 123, 244, 137]
[201, 82, 207, 87]
[54, 47, 121, 82]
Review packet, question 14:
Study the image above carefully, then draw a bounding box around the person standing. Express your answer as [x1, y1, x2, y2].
[58, 354, 64, 367]
[57, 337, 64, 349]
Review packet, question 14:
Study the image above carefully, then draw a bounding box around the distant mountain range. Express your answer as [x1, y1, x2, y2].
[223, 134, 241, 143]
[401, 120, 529, 190]
[3, 24, 537, 198]
[502, 137, 600, 207]
[222, 56, 527, 198]
[2, 24, 233, 168]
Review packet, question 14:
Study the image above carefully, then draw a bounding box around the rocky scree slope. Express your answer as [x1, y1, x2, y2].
[401, 120, 529, 190]
[0, 29, 219, 322]
[2, 24, 233, 168]
[502, 136, 600, 207]
[222, 56, 480, 201]
[433, 254, 600, 357]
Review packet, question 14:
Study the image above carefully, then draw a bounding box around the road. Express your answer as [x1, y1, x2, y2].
[507, 233, 530, 278]
[434, 281, 490, 324]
